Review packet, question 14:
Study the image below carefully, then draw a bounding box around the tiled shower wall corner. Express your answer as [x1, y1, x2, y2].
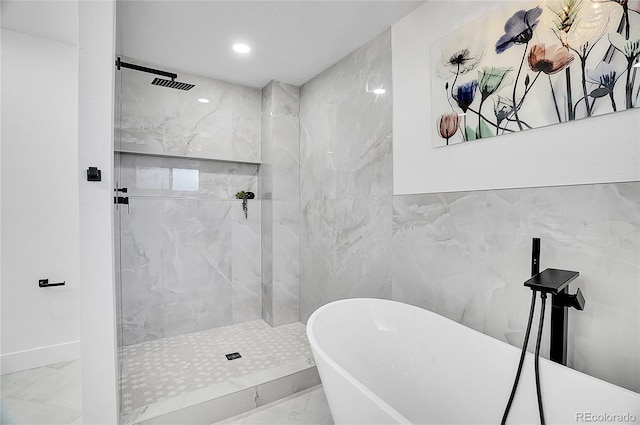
[392, 182, 640, 392]
[260, 81, 301, 326]
[117, 155, 261, 346]
[299, 30, 394, 322]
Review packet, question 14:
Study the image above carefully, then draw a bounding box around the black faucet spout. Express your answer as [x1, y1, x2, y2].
[524, 268, 580, 295]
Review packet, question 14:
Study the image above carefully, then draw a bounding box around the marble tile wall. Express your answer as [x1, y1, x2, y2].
[117, 154, 261, 345]
[392, 182, 640, 392]
[116, 57, 261, 163]
[260, 81, 301, 326]
[299, 30, 393, 322]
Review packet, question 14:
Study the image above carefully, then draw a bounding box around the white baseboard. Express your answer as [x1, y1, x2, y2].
[1, 340, 80, 374]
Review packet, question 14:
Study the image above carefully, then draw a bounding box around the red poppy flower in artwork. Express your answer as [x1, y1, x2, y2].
[527, 44, 575, 75]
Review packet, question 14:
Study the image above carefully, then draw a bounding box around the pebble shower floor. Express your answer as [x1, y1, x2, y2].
[119, 320, 313, 414]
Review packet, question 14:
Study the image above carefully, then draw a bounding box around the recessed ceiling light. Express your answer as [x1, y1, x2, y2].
[198, 98, 210, 103]
[232, 43, 251, 54]
[372, 88, 386, 95]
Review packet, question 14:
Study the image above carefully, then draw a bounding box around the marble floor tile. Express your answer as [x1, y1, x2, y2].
[275, 392, 310, 411]
[68, 416, 83, 424]
[1, 366, 58, 399]
[215, 387, 334, 425]
[0, 360, 82, 425]
[241, 406, 333, 425]
[0, 397, 81, 425]
[304, 389, 331, 415]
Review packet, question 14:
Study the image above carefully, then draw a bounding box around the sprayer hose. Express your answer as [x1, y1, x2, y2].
[501, 290, 538, 425]
[535, 294, 547, 425]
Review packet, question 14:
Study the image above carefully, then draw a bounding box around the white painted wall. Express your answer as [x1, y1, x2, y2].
[78, 1, 118, 422]
[392, 1, 640, 195]
[0, 28, 80, 373]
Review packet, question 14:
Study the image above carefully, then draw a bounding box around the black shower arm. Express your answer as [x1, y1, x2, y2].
[116, 57, 177, 80]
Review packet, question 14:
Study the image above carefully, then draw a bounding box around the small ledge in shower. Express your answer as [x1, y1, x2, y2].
[114, 151, 259, 200]
[115, 149, 261, 166]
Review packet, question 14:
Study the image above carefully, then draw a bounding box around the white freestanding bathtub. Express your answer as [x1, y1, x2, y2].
[307, 298, 639, 424]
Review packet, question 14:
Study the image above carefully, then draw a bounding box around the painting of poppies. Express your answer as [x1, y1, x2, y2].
[432, 0, 640, 147]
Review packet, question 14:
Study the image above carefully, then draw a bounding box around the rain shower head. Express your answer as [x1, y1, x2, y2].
[116, 57, 195, 91]
[150, 77, 195, 91]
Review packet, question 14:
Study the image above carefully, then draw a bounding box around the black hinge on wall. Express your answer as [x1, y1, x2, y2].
[114, 187, 128, 205]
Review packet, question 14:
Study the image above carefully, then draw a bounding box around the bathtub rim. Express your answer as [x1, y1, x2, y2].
[306, 297, 639, 420]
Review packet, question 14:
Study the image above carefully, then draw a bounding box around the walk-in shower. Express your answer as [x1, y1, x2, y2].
[113, 60, 318, 424]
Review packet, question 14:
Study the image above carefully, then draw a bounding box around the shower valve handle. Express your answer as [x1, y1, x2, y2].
[555, 287, 585, 311]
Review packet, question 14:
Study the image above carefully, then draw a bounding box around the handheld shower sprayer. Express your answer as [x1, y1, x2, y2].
[501, 238, 584, 425]
[501, 238, 541, 425]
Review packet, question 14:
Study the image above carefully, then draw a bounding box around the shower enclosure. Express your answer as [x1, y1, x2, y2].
[113, 59, 317, 424]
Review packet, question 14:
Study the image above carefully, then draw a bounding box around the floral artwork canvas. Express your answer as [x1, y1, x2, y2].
[431, 0, 640, 147]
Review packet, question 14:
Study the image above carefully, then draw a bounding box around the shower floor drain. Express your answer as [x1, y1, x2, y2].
[225, 352, 241, 360]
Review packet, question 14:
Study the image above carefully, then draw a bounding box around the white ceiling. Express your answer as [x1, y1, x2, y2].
[116, 1, 426, 88]
[1, 0, 426, 88]
[1, 0, 78, 46]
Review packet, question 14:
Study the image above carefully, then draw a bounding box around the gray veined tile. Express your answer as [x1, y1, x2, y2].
[69, 415, 83, 424]
[135, 407, 192, 425]
[212, 386, 331, 425]
[0, 366, 58, 399]
[0, 397, 81, 425]
[120, 195, 266, 344]
[117, 59, 261, 163]
[298, 30, 393, 323]
[277, 392, 311, 411]
[241, 405, 333, 425]
[261, 80, 302, 327]
[45, 360, 77, 370]
[304, 389, 331, 415]
[391, 182, 640, 393]
[0, 361, 82, 411]
[299, 31, 392, 202]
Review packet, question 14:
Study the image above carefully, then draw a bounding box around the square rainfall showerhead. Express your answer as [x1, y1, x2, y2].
[151, 77, 195, 91]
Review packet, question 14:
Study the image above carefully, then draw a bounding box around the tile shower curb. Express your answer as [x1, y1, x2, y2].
[123, 359, 319, 425]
